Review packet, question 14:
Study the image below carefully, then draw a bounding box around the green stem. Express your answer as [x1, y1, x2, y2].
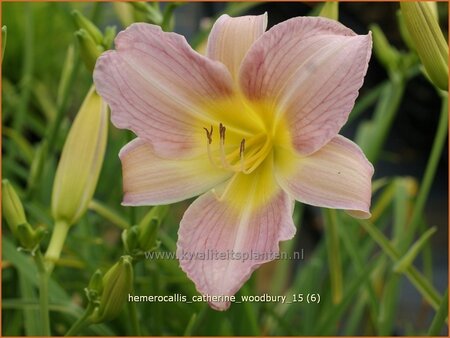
[65, 303, 95, 336]
[89, 200, 129, 229]
[365, 75, 405, 163]
[428, 288, 449, 335]
[406, 94, 448, 243]
[347, 81, 386, 124]
[34, 251, 50, 336]
[14, 3, 34, 133]
[324, 209, 343, 304]
[359, 219, 440, 309]
[45, 220, 70, 273]
[127, 300, 141, 335]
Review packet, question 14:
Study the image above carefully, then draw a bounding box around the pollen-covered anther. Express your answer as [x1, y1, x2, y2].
[203, 125, 213, 144]
[204, 123, 249, 173]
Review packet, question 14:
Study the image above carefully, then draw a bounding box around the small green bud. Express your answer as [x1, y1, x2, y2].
[2, 26, 6, 61]
[400, 2, 448, 91]
[75, 29, 104, 73]
[85, 269, 104, 302]
[102, 26, 117, 50]
[122, 226, 139, 254]
[2, 179, 27, 237]
[318, 2, 339, 21]
[2, 181, 47, 251]
[370, 24, 400, 71]
[138, 219, 159, 251]
[52, 86, 108, 226]
[130, 2, 163, 25]
[91, 256, 134, 323]
[113, 3, 135, 28]
[72, 10, 103, 45]
[138, 205, 169, 251]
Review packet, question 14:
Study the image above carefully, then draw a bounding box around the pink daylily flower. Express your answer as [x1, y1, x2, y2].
[93, 13, 373, 311]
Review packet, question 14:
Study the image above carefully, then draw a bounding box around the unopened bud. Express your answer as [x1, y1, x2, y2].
[86, 269, 103, 302]
[91, 256, 133, 322]
[72, 10, 103, 45]
[52, 86, 108, 226]
[122, 226, 139, 254]
[2, 179, 27, 237]
[138, 205, 168, 251]
[75, 29, 104, 73]
[318, 2, 338, 21]
[102, 26, 117, 50]
[113, 3, 135, 28]
[400, 2, 448, 90]
[130, 2, 163, 25]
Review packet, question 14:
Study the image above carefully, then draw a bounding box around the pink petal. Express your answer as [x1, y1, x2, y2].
[275, 135, 373, 218]
[119, 138, 231, 206]
[177, 190, 296, 311]
[240, 17, 372, 155]
[207, 13, 267, 80]
[94, 23, 234, 158]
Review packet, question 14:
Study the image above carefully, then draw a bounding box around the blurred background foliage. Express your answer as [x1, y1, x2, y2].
[2, 2, 448, 336]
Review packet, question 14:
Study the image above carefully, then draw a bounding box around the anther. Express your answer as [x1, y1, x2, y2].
[239, 139, 245, 157]
[239, 139, 246, 171]
[203, 125, 213, 144]
[219, 123, 226, 143]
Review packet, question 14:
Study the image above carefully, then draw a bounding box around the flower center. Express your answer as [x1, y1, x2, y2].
[203, 122, 272, 175]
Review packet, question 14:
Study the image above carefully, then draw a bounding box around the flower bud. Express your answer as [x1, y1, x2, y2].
[2, 25, 6, 61]
[113, 2, 135, 28]
[2, 179, 27, 237]
[85, 269, 104, 303]
[138, 205, 168, 251]
[72, 10, 103, 45]
[400, 2, 448, 90]
[75, 29, 104, 73]
[130, 2, 163, 25]
[52, 86, 108, 226]
[91, 256, 134, 323]
[102, 26, 117, 50]
[121, 225, 139, 254]
[2, 180, 47, 251]
[319, 2, 339, 21]
[396, 10, 415, 53]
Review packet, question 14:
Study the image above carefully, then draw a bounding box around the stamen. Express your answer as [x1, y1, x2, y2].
[203, 125, 213, 144]
[219, 123, 226, 144]
[240, 139, 246, 155]
[239, 139, 245, 172]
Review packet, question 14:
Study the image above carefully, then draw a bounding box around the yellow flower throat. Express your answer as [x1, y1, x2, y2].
[198, 95, 292, 209]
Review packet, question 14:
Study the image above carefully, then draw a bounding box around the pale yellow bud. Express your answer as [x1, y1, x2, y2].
[400, 2, 448, 91]
[51, 86, 108, 226]
[319, 2, 339, 21]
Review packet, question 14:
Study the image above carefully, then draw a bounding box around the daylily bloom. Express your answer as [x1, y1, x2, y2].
[94, 13, 373, 311]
